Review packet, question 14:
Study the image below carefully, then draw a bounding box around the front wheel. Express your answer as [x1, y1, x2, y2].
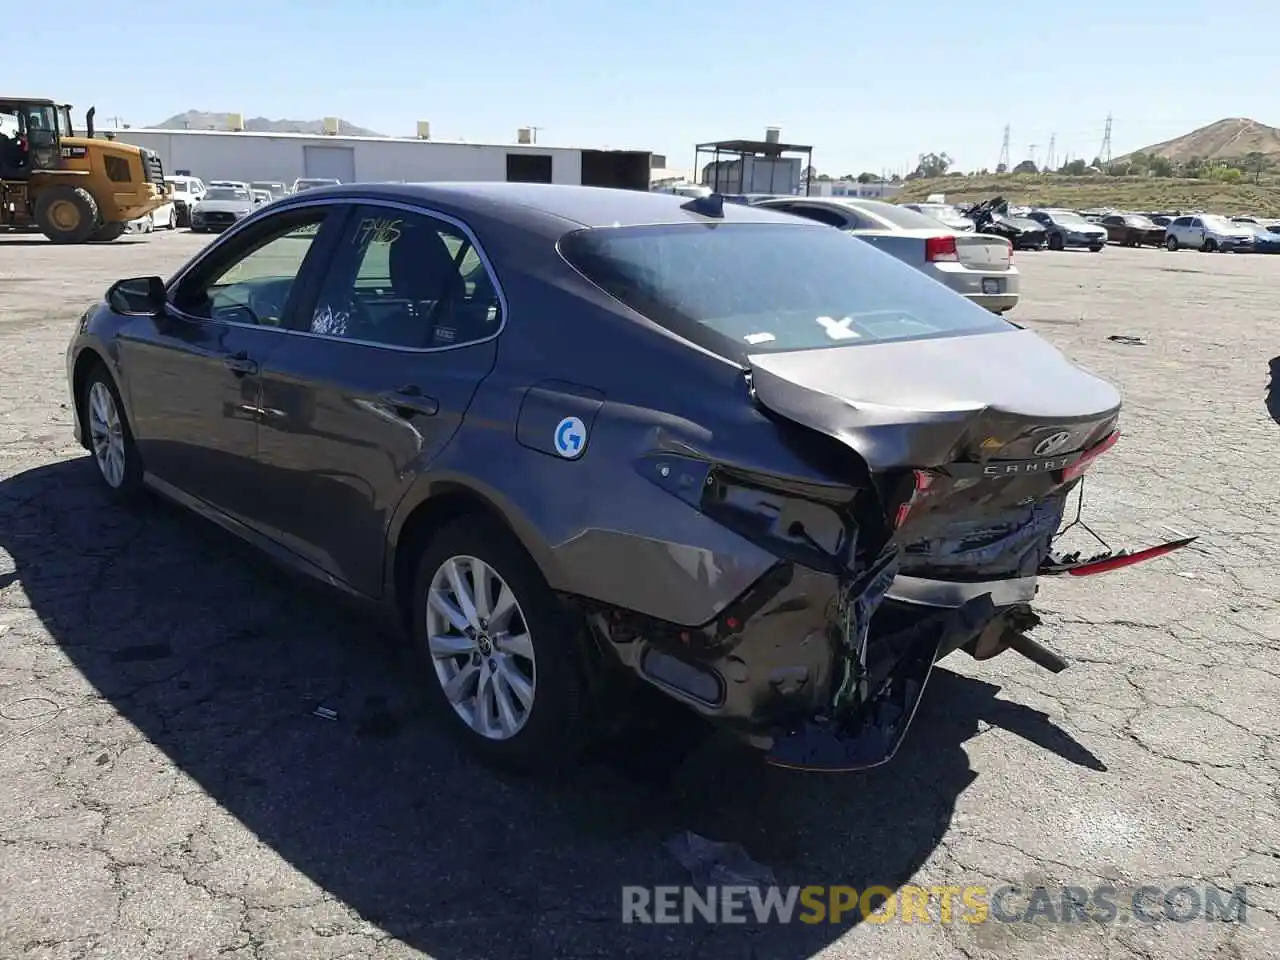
[1166, 235, 1179, 251]
[89, 222, 127, 242]
[82, 365, 144, 499]
[411, 517, 590, 774]
[1089, 245, 1104, 252]
[1203, 238, 1218, 252]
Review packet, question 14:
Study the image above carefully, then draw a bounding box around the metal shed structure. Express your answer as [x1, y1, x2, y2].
[695, 128, 814, 196]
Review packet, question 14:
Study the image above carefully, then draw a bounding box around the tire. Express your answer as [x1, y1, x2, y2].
[166, 208, 176, 230]
[1166, 235, 1179, 251]
[34, 185, 99, 244]
[1089, 245, 1103, 252]
[410, 516, 590, 774]
[88, 222, 128, 242]
[1048, 233, 1064, 251]
[81, 363, 144, 500]
[1203, 239, 1217, 253]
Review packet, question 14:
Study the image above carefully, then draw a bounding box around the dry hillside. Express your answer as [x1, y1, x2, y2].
[1123, 117, 1280, 162]
[893, 173, 1280, 216]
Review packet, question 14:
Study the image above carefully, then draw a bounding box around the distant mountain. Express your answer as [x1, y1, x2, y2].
[1125, 118, 1280, 163]
[149, 110, 384, 137]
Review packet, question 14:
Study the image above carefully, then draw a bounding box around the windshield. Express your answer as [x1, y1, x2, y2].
[916, 204, 963, 219]
[22, 104, 58, 145]
[558, 222, 1010, 358]
[204, 187, 250, 201]
[1202, 215, 1237, 231]
[848, 200, 950, 230]
[1124, 216, 1154, 227]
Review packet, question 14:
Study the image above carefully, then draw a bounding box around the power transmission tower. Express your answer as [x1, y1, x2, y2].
[998, 124, 1011, 170]
[1099, 114, 1113, 164]
[1047, 134, 1057, 170]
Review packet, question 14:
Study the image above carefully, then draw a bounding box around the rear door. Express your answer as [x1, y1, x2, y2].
[253, 201, 503, 596]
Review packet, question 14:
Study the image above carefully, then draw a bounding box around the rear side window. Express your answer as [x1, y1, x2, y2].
[558, 222, 1009, 358]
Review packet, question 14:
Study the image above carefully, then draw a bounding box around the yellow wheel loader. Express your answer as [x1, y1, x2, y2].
[0, 97, 169, 243]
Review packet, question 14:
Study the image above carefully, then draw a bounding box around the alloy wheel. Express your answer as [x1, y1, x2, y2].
[87, 380, 127, 488]
[425, 555, 537, 740]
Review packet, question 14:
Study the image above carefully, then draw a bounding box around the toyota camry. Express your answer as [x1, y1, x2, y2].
[66, 183, 1193, 774]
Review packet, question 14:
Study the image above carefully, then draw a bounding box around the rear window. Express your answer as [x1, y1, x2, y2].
[558, 222, 1010, 357]
[849, 201, 948, 230]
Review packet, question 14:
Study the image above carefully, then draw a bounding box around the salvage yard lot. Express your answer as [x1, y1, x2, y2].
[1, 232, 1277, 960]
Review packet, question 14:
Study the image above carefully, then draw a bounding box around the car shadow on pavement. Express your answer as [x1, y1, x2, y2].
[0, 458, 1103, 958]
[1267, 357, 1280, 424]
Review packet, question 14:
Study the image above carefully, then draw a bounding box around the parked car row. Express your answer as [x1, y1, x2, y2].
[1081, 208, 1280, 253]
[125, 175, 343, 235]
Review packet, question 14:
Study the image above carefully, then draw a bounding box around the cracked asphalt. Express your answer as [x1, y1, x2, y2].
[1, 231, 1277, 959]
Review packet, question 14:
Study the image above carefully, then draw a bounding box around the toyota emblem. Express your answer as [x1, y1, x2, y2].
[1033, 431, 1073, 457]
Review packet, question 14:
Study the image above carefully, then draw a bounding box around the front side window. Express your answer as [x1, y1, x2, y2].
[308, 206, 502, 349]
[173, 209, 332, 325]
[559, 221, 1009, 360]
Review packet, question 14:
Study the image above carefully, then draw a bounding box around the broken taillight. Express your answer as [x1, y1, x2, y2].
[893, 469, 935, 528]
[1059, 430, 1120, 483]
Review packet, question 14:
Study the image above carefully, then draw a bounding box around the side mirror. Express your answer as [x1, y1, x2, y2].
[107, 276, 166, 316]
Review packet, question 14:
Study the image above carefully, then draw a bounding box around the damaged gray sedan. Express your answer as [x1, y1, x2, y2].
[66, 183, 1193, 774]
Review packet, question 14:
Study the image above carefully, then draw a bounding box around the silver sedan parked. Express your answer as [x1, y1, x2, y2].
[755, 197, 1019, 314]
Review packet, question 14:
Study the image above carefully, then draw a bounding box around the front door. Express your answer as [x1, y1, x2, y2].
[120, 204, 343, 521]
[254, 202, 503, 596]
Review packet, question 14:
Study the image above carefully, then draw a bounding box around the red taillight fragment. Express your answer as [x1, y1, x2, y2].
[924, 235, 959, 261]
[893, 469, 935, 529]
[1064, 537, 1197, 576]
[1060, 430, 1120, 483]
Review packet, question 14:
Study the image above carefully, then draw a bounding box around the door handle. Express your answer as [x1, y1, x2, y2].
[224, 351, 258, 375]
[378, 385, 439, 417]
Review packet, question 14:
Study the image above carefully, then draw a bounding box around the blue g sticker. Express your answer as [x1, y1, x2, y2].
[554, 417, 586, 459]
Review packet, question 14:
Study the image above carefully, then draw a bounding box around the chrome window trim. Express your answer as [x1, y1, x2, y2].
[164, 195, 511, 355]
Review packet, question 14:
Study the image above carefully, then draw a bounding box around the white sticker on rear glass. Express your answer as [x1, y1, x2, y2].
[744, 332, 776, 345]
[816, 316, 860, 340]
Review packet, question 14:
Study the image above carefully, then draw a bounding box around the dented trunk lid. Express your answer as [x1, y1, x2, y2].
[747, 327, 1121, 473]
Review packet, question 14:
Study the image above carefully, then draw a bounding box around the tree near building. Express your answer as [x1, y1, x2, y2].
[913, 152, 953, 178]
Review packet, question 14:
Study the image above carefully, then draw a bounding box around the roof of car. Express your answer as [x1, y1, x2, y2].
[275, 182, 806, 229]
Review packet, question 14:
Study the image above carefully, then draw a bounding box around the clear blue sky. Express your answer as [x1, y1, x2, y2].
[25, 0, 1280, 175]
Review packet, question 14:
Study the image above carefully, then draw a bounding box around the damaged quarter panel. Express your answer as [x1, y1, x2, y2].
[389, 199, 871, 634]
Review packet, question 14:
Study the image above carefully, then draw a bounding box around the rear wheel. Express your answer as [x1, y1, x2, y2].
[82, 364, 144, 499]
[34, 186, 99, 244]
[411, 517, 590, 775]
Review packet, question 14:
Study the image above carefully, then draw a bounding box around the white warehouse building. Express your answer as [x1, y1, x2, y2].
[108, 126, 653, 190]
